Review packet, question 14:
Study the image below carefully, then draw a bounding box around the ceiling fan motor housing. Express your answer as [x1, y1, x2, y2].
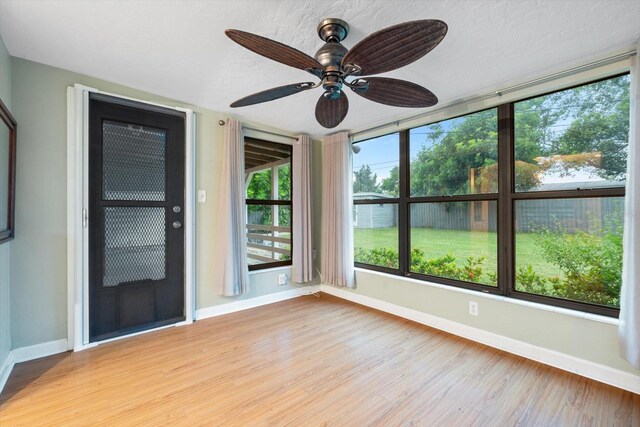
[314, 42, 348, 71]
[315, 42, 348, 96]
[317, 18, 349, 43]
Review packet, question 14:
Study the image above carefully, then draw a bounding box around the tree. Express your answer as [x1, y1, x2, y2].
[246, 165, 291, 200]
[278, 164, 291, 200]
[246, 169, 271, 200]
[517, 75, 629, 184]
[379, 165, 399, 196]
[553, 93, 629, 181]
[353, 164, 379, 193]
[246, 164, 292, 226]
[409, 74, 630, 194]
[277, 164, 291, 226]
[410, 112, 499, 196]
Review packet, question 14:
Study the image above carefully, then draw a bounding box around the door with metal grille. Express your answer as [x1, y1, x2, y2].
[89, 94, 185, 342]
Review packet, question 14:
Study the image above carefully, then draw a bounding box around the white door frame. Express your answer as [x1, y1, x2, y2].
[66, 84, 196, 351]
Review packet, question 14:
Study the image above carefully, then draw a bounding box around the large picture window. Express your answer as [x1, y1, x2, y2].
[510, 74, 628, 310]
[409, 109, 499, 289]
[352, 74, 629, 316]
[245, 138, 292, 270]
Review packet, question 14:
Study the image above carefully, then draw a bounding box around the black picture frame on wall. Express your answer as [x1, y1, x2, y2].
[0, 97, 16, 244]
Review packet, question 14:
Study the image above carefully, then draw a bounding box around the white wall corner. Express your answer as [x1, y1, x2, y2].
[319, 284, 640, 395]
[0, 339, 70, 394]
[0, 353, 15, 395]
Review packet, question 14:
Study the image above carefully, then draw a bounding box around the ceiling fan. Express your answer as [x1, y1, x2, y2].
[226, 18, 448, 128]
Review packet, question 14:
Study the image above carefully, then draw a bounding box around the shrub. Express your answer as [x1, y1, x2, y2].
[353, 212, 623, 307]
[516, 265, 555, 295]
[529, 216, 622, 307]
[355, 247, 496, 286]
[411, 249, 491, 284]
[354, 247, 398, 268]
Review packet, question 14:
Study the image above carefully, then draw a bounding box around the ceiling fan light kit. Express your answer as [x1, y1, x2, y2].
[226, 18, 448, 128]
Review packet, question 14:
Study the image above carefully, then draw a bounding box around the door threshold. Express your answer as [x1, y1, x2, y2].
[76, 319, 193, 351]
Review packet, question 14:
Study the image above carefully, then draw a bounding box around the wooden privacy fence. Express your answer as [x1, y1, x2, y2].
[353, 198, 624, 233]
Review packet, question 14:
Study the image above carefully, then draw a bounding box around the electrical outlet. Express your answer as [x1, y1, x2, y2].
[198, 190, 207, 203]
[469, 301, 479, 316]
[278, 274, 287, 286]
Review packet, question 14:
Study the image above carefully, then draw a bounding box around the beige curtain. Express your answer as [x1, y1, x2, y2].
[215, 118, 249, 296]
[320, 131, 355, 288]
[292, 135, 313, 283]
[619, 44, 640, 368]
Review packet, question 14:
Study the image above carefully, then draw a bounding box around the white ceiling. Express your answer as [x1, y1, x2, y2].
[1, 0, 639, 137]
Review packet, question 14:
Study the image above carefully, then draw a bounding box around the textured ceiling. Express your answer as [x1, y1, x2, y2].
[1, 0, 639, 137]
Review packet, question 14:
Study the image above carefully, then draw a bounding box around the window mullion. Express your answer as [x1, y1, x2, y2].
[399, 129, 410, 276]
[497, 103, 514, 298]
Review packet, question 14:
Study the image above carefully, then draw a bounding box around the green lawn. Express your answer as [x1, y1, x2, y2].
[354, 227, 564, 279]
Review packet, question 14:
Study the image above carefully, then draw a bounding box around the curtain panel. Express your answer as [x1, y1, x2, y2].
[292, 135, 314, 283]
[320, 131, 355, 288]
[619, 44, 640, 368]
[215, 118, 249, 296]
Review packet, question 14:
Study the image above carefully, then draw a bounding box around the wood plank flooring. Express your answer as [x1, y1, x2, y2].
[1, 293, 638, 426]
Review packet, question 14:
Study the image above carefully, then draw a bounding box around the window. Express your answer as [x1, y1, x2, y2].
[352, 74, 629, 316]
[410, 201, 498, 287]
[245, 138, 292, 270]
[352, 133, 400, 270]
[511, 74, 629, 310]
[409, 109, 499, 288]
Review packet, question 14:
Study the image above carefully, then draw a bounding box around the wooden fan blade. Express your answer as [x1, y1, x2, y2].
[226, 29, 323, 76]
[342, 20, 447, 76]
[230, 82, 316, 107]
[351, 77, 438, 108]
[315, 91, 349, 128]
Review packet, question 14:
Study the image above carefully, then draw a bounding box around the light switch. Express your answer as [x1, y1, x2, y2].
[198, 190, 207, 203]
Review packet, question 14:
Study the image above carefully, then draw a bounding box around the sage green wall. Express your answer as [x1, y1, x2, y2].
[9, 57, 309, 348]
[0, 32, 12, 370]
[312, 140, 639, 377]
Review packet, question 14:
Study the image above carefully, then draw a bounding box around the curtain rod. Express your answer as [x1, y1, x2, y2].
[218, 120, 298, 141]
[349, 48, 637, 140]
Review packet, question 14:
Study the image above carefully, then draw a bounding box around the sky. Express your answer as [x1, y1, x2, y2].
[352, 133, 399, 184]
[352, 120, 456, 183]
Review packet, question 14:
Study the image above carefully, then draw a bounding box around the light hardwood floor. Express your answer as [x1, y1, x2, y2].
[1, 293, 638, 426]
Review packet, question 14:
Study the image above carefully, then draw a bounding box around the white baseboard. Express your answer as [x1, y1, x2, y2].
[0, 339, 69, 394]
[11, 339, 69, 364]
[320, 284, 640, 395]
[196, 285, 321, 321]
[0, 353, 15, 394]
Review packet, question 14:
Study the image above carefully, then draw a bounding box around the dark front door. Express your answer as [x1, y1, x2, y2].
[89, 94, 185, 342]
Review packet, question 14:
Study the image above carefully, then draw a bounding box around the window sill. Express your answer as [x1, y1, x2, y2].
[249, 265, 292, 275]
[354, 267, 619, 326]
